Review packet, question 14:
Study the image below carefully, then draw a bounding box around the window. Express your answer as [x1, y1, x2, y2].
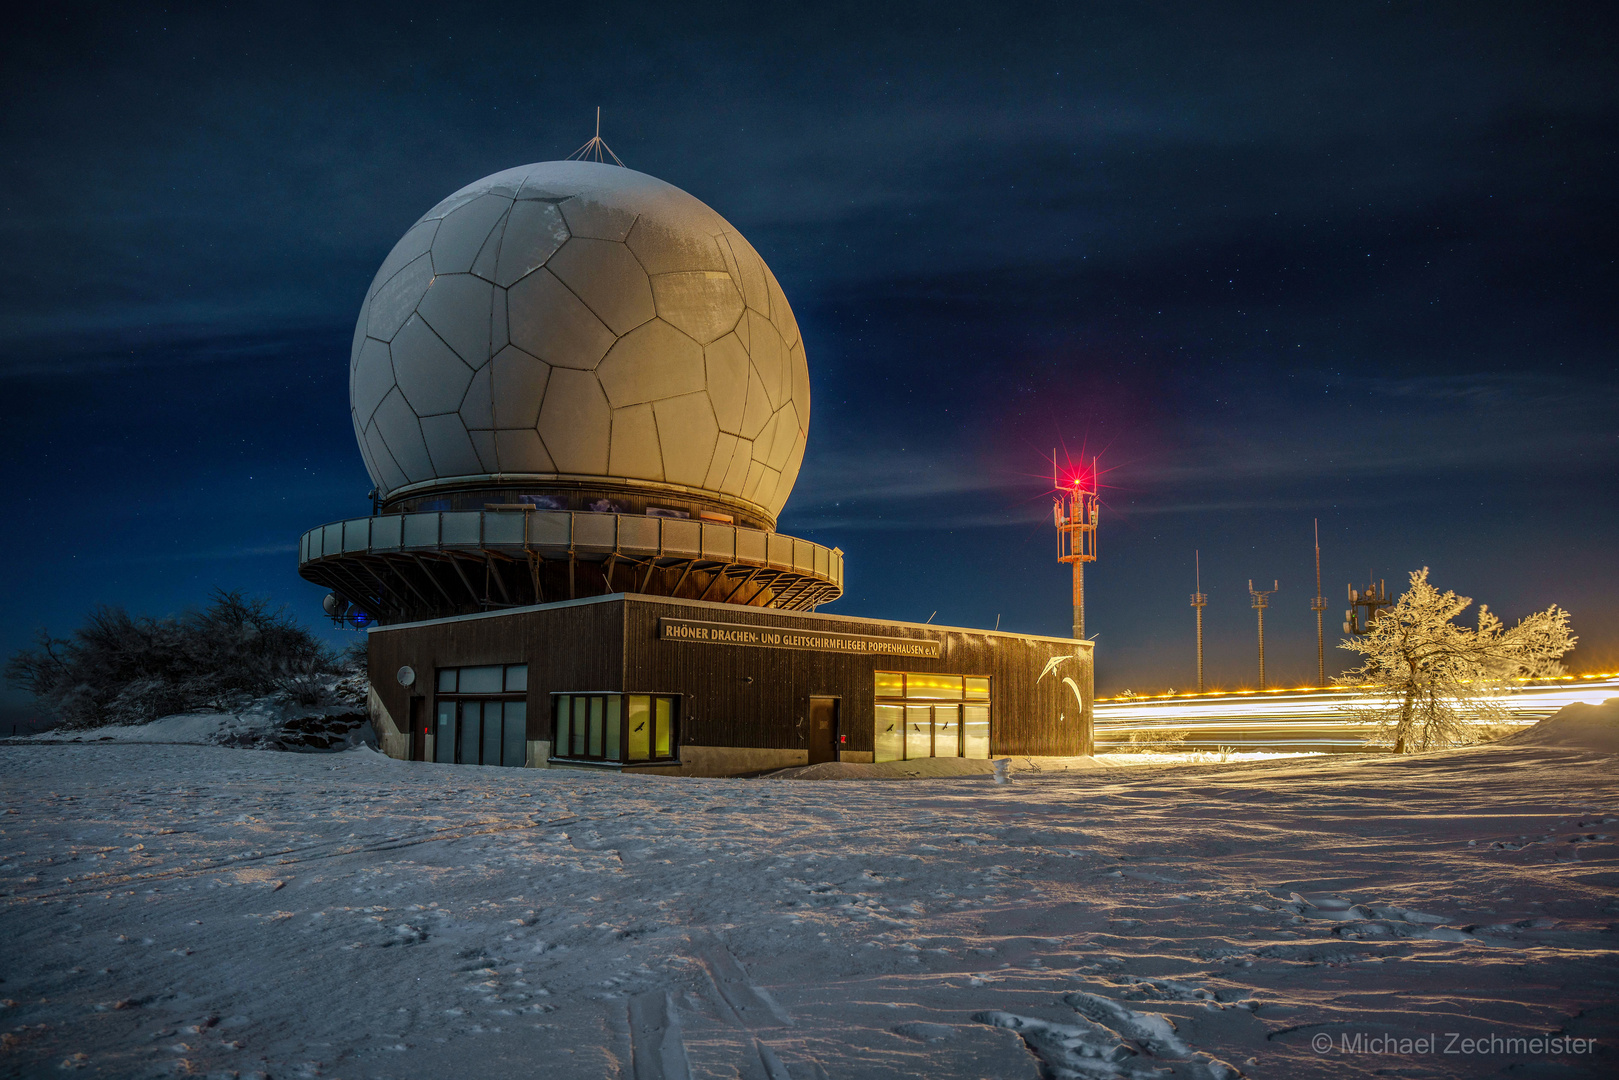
[434, 664, 529, 767]
[552, 693, 679, 764]
[873, 671, 991, 762]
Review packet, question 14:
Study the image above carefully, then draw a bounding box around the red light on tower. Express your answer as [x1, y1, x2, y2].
[1052, 454, 1099, 639]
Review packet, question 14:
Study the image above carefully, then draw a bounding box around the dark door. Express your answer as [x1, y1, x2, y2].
[808, 697, 839, 764]
[408, 697, 426, 761]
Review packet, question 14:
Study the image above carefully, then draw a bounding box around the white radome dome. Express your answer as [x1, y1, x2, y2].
[349, 160, 809, 523]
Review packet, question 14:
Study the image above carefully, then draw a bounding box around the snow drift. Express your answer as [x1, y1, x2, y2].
[1496, 697, 1619, 753]
[21, 692, 372, 753]
[769, 756, 1105, 780]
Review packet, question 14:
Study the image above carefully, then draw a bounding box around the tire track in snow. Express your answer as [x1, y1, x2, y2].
[628, 990, 692, 1080]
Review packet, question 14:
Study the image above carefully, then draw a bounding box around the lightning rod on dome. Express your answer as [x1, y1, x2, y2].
[568, 107, 626, 166]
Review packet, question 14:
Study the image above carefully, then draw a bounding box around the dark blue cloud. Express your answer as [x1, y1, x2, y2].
[3, 1, 1616, 723]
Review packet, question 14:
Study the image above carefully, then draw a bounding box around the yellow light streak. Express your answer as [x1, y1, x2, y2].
[1092, 675, 1619, 752]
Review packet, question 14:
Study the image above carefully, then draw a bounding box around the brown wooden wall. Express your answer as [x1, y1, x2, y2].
[367, 595, 1094, 757]
[367, 598, 624, 743]
[621, 598, 1093, 756]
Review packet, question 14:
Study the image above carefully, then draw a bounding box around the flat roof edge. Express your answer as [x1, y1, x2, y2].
[368, 593, 1091, 647]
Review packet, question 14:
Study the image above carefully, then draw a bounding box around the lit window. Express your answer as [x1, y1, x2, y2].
[874, 671, 906, 699]
[873, 671, 990, 761]
[552, 693, 679, 764]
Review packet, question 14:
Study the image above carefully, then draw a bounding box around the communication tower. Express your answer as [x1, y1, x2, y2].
[1343, 575, 1392, 635]
[1249, 579, 1278, 690]
[1190, 550, 1208, 693]
[1310, 521, 1328, 685]
[1053, 455, 1099, 639]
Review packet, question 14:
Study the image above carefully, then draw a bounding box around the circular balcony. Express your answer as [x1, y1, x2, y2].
[298, 509, 843, 625]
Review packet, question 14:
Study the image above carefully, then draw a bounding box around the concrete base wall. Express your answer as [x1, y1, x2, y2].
[370, 688, 410, 760]
[677, 745, 807, 777]
[837, 751, 874, 764]
[541, 747, 801, 777]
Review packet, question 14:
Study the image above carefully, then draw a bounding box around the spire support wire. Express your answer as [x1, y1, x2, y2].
[567, 107, 626, 166]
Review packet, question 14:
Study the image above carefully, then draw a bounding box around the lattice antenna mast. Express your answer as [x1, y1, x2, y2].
[1053, 452, 1100, 639]
[1190, 551, 1208, 692]
[1343, 572, 1392, 636]
[1249, 578, 1278, 690]
[1310, 520, 1328, 686]
[567, 107, 626, 166]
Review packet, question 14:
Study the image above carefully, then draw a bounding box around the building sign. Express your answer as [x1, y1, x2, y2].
[658, 618, 941, 658]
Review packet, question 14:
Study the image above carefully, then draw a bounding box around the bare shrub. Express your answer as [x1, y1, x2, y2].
[1126, 728, 1190, 753]
[5, 590, 357, 729]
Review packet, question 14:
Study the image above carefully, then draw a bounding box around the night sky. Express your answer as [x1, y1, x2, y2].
[4, 2, 1616, 727]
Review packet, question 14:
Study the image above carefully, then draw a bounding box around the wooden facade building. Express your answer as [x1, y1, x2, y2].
[366, 594, 1094, 776]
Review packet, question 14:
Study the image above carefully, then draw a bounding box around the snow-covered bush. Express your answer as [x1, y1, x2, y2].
[5, 590, 362, 729]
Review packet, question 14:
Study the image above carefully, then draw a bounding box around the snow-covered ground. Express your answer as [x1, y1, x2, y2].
[2, 705, 1616, 1079]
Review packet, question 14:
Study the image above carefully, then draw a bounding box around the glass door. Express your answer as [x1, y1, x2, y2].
[932, 704, 962, 758]
[904, 705, 932, 760]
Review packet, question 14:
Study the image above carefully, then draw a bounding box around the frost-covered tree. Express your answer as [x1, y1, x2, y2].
[1335, 568, 1574, 752]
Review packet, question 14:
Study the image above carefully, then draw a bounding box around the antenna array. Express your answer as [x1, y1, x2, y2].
[1248, 579, 1279, 690]
[1190, 551, 1208, 692]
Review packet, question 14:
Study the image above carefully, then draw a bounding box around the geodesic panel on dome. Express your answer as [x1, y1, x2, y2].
[739, 366, 772, 441]
[370, 220, 438, 294]
[536, 368, 610, 474]
[431, 194, 511, 274]
[467, 429, 499, 473]
[626, 217, 727, 275]
[351, 338, 395, 426]
[722, 233, 770, 315]
[768, 403, 802, 469]
[490, 347, 549, 429]
[747, 310, 787, 408]
[364, 418, 408, 492]
[596, 320, 705, 408]
[494, 428, 553, 473]
[459, 366, 493, 431]
[654, 392, 720, 487]
[391, 316, 473, 417]
[719, 436, 753, 494]
[420, 414, 481, 477]
[367, 254, 434, 342]
[373, 389, 432, 481]
[705, 333, 750, 434]
[651, 271, 746, 345]
[705, 432, 739, 490]
[559, 194, 637, 242]
[415, 273, 493, 366]
[608, 403, 663, 481]
[349, 160, 812, 522]
[547, 237, 655, 336]
[506, 269, 616, 370]
[495, 201, 569, 287]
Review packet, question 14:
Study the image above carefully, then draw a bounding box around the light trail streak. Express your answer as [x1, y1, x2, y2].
[1092, 675, 1619, 753]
